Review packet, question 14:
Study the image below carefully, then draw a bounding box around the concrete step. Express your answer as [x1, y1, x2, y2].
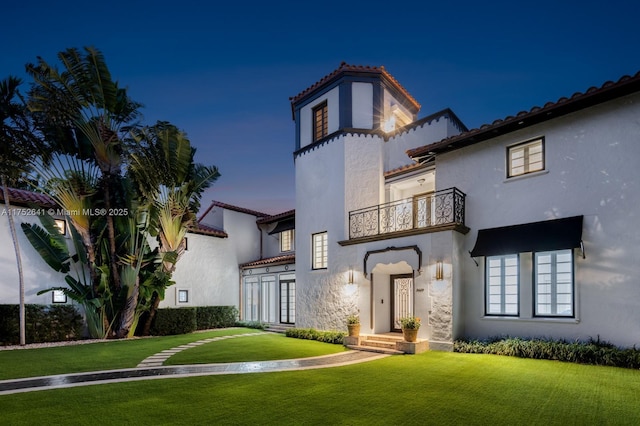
[264, 324, 295, 333]
[360, 334, 404, 343]
[360, 339, 397, 350]
[346, 344, 404, 355]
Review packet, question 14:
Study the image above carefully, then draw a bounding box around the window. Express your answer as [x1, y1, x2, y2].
[178, 289, 189, 303]
[312, 232, 328, 269]
[312, 101, 328, 142]
[507, 138, 544, 178]
[486, 254, 519, 315]
[535, 250, 574, 317]
[280, 229, 294, 252]
[52, 290, 67, 303]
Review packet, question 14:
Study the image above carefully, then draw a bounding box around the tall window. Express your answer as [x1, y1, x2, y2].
[486, 254, 519, 315]
[535, 250, 574, 317]
[280, 229, 294, 252]
[312, 101, 328, 142]
[508, 138, 544, 178]
[312, 232, 328, 269]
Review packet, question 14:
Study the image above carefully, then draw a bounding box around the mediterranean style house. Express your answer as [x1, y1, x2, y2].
[2, 63, 639, 350]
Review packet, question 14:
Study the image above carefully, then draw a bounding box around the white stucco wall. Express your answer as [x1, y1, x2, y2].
[436, 93, 640, 347]
[0, 210, 68, 304]
[163, 208, 261, 308]
[299, 87, 340, 149]
[352, 82, 373, 129]
[384, 116, 459, 172]
[295, 135, 351, 329]
[169, 233, 238, 307]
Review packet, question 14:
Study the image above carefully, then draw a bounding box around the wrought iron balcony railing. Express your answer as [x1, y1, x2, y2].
[348, 187, 466, 239]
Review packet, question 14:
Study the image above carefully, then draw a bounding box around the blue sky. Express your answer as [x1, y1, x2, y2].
[3, 0, 639, 214]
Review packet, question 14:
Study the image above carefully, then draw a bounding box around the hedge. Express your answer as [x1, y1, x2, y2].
[149, 306, 239, 336]
[285, 327, 346, 345]
[195, 306, 238, 330]
[454, 336, 640, 369]
[0, 304, 83, 345]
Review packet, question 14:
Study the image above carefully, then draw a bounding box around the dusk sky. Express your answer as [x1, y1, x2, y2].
[3, 0, 639, 214]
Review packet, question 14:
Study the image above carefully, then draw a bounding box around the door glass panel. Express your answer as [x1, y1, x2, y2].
[392, 275, 413, 331]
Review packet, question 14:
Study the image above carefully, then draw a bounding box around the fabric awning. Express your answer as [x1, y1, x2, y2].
[268, 218, 295, 235]
[470, 216, 584, 257]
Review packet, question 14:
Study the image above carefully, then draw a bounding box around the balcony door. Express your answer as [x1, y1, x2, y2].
[413, 191, 433, 228]
[391, 274, 414, 332]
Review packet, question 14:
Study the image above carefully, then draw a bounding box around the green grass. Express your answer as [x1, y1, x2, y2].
[1, 351, 639, 425]
[0, 328, 261, 380]
[165, 333, 347, 365]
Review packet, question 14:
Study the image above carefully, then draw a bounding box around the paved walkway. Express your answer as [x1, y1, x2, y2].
[0, 333, 387, 395]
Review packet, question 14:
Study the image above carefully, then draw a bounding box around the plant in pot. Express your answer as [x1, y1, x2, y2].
[399, 316, 421, 342]
[347, 314, 360, 337]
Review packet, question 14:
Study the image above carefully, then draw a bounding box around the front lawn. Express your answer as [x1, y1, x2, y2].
[165, 333, 346, 365]
[0, 328, 262, 380]
[2, 350, 639, 425]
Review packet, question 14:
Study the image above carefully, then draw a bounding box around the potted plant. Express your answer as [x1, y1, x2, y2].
[399, 316, 421, 342]
[347, 314, 360, 337]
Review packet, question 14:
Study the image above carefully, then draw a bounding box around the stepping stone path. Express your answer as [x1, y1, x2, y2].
[136, 331, 271, 368]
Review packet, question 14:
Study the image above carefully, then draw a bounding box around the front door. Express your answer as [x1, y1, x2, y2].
[391, 274, 414, 332]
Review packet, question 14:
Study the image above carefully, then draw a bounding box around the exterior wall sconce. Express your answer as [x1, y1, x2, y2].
[348, 268, 354, 284]
[435, 261, 444, 280]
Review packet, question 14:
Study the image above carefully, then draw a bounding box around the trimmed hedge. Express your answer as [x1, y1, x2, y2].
[454, 336, 640, 369]
[150, 306, 240, 336]
[0, 304, 83, 345]
[150, 308, 197, 336]
[285, 328, 346, 345]
[195, 306, 238, 330]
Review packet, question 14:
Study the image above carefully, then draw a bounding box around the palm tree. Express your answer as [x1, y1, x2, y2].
[0, 76, 43, 345]
[27, 46, 142, 294]
[128, 122, 220, 336]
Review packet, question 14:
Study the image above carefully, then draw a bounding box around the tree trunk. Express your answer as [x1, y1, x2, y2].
[142, 293, 162, 336]
[103, 179, 120, 290]
[116, 275, 139, 338]
[2, 179, 26, 346]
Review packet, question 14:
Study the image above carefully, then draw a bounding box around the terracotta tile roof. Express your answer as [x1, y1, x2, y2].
[0, 187, 57, 208]
[240, 254, 295, 268]
[384, 162, 425, 179]
[289, 62, 420, 112]
[408, 70, 640, 159]
[198, 200, 269, 222]
[189, 223, 228, 238]
[256, 209, 295, 224]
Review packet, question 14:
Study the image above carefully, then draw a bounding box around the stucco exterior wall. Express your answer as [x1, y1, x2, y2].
[436, 93, 640, 347]
[163, 208, 261, 308]
[384, 116, 458, 172]
[352, 82, 373, 129]
[0, 211, 69, 304]
[295, 136, 352, 329]
[168, 233, 238, 307]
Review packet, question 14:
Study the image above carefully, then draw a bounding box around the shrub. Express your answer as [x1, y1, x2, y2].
[285, 328, 346, 345]
[150, 308, 197, 336]
[454, 336, 640, 369]
[236, 321, 266, 330]
[195, 306, 238, 330]
[0, 304, 83, 345]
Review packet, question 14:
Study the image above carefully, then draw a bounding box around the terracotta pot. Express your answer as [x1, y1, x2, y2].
[347, 324, 360, 337]
[402, 328, 418, 342]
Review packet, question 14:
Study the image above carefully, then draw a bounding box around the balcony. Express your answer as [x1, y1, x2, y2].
[346, 187, 467, 243]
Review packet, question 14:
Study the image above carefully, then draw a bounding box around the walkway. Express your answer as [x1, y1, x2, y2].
[0, 333, 387, 395]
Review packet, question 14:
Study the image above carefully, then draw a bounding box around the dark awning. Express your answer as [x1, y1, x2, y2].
[470, 216, 584, 257]
[268, 218, 295, 235]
